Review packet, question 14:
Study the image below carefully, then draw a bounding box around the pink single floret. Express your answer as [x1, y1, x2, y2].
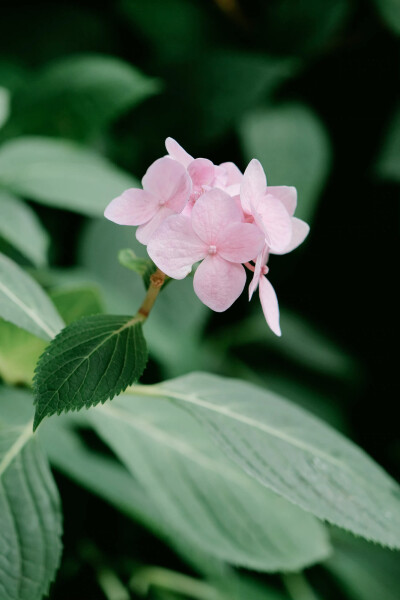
[148, 188, 264, 311]
[104, 156, 192, 245]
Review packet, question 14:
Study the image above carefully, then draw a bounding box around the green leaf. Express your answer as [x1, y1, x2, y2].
[0, 191, 49, 266]
[0, 319, 46, 385]
[373, 0, 400, 35]
[325, 530, 400, 600]
[90, 393, 330, 572]
[0, 252, 64, 340]
[0, 136, 137, 216]
[50, 284, 103, 324]
[0, 284, 103, 386]
[0, 402, 63, 600]
[128, 373, 400, 549]
[239, 103, 331, 223]
[6, 54, 160, 139]
[118, 248, 157, 289]
[33, 314, 148, 429]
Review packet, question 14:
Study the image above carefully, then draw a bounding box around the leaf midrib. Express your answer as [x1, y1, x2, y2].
[126, 384, 373, 486]
[0, 278, 56, 339]
[0, 422, 33, 476]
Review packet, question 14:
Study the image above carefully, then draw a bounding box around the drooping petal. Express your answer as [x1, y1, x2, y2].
[272, 217, 310, 255]
[104, 189, 159, 225]
[147, 215, 207, 279]
[188, 158, 215, 188]
[267, 186, 297, 216]
[142, 156, 192, 212]
[193, 255, 246, 312]
[191, 188, 243, 245]
[136, 206, 174, 245]
[259, 276, 281, 336]
[241, 159, 267, 214]
[217, 222, 265, 264]
[165, 137, 193, 167]
[252, 193, 293, 253]
[248, 246, 267, 300]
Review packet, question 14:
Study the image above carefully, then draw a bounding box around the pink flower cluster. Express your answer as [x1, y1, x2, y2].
[104, 138, 309, 336]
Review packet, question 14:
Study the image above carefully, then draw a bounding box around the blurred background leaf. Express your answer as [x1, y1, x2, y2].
[239, 103, 331, 223]
[2, 54, 160, 141]
[0, 137, 137, 216]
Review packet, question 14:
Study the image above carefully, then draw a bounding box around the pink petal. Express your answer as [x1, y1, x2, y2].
[136, 206, 174, 245]
[219, 162, 243, 186]
[225, 183, 241, 197]
[191, 188, 243, 245]
[104, 189, 159, 225]
[165, 137, 193, 167]
[259, 276, 281, 336]
[188, 158, 215, 187]
[241, 159, 267, 214]
[217, 222, 265, 264]
[272, 217, 310, 255]
[147, 215, 207, 279]
[252, 193, 293, 253]
[249, 245, 269, 300]
[267, 186, 297, 216]
[142, 156, 192, 212]
[193, 255, 246, 312]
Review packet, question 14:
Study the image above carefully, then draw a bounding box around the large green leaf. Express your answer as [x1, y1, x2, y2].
[0, 191, 49, 266]
[90, 393, 330, 572]
[6, 54, 160, 139]
[33, 314, 148, 429]
[325, 530, 400, 600]
[239, 103, 331, 223]
[0, 252, 64, 340]
[127, 373, 400, 549]
[0, 137, 137, 216]
[0, 402, 62, 600]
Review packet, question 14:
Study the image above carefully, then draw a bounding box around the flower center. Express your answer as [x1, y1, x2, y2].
[159, 198, 167, 206]
[208, 245, 217, 255]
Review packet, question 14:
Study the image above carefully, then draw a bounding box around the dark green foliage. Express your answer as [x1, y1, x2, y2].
[33, 314, 148, 429]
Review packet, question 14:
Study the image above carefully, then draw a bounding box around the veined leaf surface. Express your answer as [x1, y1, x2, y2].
[128, 373, 400, 549]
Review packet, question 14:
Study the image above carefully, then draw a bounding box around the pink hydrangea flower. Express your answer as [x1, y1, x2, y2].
[104, 156, 192, 245]
[241, 159, 309, 254]
[148, 188, 265, 311]
[166, 137, 243, 200]
[248, 247, 281, 336]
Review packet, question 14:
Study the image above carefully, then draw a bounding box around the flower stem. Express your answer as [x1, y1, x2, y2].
[136, 269, 167, 320]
